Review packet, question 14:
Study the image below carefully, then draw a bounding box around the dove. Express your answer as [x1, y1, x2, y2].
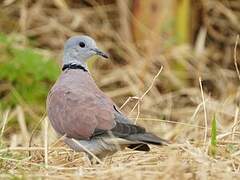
[47, 35, 167, 159]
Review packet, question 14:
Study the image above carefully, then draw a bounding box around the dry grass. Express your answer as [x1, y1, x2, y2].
[0, 0, 240, 179]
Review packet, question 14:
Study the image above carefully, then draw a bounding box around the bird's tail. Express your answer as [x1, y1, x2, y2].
[126, 132, 168, 151]
[127, 132, 169, 145]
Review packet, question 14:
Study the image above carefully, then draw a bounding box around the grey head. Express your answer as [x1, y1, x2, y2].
[63, 35, 108, 67]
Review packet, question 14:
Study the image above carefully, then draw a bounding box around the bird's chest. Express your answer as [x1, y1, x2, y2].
[61, 77, 105, 102]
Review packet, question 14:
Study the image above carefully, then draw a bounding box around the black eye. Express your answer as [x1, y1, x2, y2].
[79, 42, 85, 48]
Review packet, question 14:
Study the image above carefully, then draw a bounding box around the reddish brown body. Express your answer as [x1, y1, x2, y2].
[47, 69, 116, 139]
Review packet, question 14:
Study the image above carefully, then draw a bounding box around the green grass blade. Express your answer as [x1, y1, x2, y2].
[210, 115, 217, 157]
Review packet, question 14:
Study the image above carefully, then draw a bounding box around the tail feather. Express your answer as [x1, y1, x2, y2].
[126, 133, 168, 145]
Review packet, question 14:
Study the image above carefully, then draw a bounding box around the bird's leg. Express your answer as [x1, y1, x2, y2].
[82, 152, 92, 166]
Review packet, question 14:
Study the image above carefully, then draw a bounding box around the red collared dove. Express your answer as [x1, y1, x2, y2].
[47, 36, 167, 159]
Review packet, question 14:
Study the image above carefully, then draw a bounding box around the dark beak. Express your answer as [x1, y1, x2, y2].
[91, 48, 109, 59]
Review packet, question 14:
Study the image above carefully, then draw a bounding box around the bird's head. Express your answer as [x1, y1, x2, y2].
[63, 36, 108, 66]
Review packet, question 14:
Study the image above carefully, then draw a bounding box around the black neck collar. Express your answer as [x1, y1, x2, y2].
[62, 64, 88, 72]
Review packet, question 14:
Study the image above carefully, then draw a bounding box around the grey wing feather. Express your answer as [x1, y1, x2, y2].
[92, 106, 168, 148]
[113, 105, 132, 124]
